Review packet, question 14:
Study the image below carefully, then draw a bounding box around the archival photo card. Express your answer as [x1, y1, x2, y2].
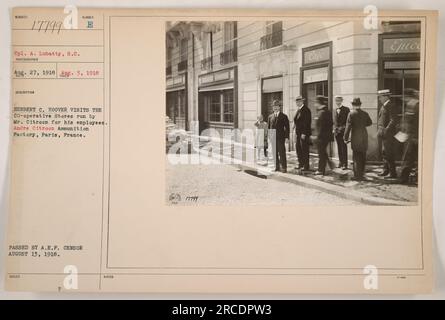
[5, 8, 437, 293]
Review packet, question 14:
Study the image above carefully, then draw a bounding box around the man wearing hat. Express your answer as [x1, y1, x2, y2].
[399, 88, 420, 184]
[333, 96, 350, 170]
[293, 95, 312, 170]
[344, 98, 373, 181]
[314, 95, 334, 175]
[268, 100, 290, 173]
[377, 89, 400, 178]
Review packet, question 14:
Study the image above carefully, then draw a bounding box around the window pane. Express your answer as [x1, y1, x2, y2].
[178, 91, 185, 118]
[272, 22, 282, 47]
[266, 21, 273, 34]
[204, 32, 212, 59]
[180, 38, 188, 61]
[383, 73, 403, 96]
[227, 22, 237, 50]
[209, 93, 221, 122]
[272, 21, 282, 34]
[223, 90, 234, 123]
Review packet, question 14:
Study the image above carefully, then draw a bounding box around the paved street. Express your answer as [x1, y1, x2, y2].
[166, 154, 360, 206]
[264, 151, 418, 203]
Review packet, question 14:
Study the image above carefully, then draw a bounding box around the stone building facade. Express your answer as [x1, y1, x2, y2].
[166, 20, 420, 161]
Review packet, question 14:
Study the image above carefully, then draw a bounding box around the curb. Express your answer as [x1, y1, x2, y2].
[235, 161, 411, 206]
[192, 143, 411, 206]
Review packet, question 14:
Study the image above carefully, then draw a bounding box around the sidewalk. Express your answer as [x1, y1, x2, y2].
[183, 134, 417, 205]
[251, 151, 418, 205]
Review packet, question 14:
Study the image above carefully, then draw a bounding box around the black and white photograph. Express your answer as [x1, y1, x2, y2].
[166, 19, 421, 206]
[1, 3, 441, 298]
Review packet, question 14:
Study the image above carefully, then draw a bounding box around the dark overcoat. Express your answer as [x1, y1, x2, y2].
[344, 108, 373, 152]
[294, 105, 312, 136]
[268, 112, 290, 141]
[377, 100, 399, 139]
[315, 106, 334, 142]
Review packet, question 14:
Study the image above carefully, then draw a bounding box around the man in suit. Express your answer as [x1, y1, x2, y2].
[377, 89, 400, 178]
[314, 95, 334, 175]
[293, 95, 312, 170]
[400, 89, 419, 184]
[333, 95, 350, 170]
[344, 98, 373, 181]
[268, 100, 290, 173]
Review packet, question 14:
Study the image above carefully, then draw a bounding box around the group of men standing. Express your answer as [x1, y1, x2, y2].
[292, 94, 373, 179]
[376, 89, 419, 183]
[266, 88, 419, 184]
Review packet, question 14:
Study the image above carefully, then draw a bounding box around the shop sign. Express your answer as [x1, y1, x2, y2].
[303, 45, 330, 65]
[167, 74, 185, 88]
[383, 37, 420, 55]
[199, 68, 234, 86]
[303, 67, 328, 84]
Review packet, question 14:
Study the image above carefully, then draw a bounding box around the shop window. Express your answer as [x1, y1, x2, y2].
[223, 90, 234, 123]
[382, 64, 420, 124]
[379, 34, 420, 125]
[203, 90, 234, 124]
[166, 90, 187, 130]
[209, 92, 221, 122]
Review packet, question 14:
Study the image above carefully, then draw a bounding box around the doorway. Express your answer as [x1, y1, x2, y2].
[381, 61, 420, 123]
[303, 80, 329, 135]
[378, 32, 420, 161]
[261, 91, 283, 121]
[300, 42, 332, 156]
[166, 89, 187, 130]
[302, 79, 329, 154]
[261, 76, 283, 121]
[380, 61, 420, 161]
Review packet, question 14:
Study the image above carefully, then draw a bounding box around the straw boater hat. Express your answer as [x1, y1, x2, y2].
[377, 89, 391, 96]
[295, 95, 305, 102]
[334, 95, 343, 100]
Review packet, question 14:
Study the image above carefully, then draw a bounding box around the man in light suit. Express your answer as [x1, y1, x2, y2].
[268, 100, 290, 173]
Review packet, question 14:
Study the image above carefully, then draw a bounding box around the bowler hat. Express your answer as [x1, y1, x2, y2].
[351, 97, 362, 106]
